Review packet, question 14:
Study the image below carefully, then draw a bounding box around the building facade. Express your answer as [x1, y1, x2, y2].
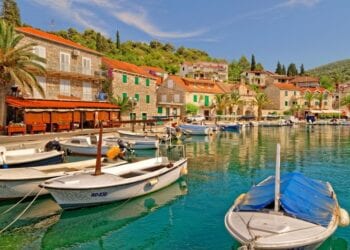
[179, 61, 228, 82]
[102, 57, 158, 121]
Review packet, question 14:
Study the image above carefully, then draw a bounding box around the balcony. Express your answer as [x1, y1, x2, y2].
[44, 65, 103, 81]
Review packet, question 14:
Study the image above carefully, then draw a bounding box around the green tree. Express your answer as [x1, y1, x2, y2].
[287, 63, 298, 76]
[250, 54, 256, 71]
[115, 30, 120, 49]
[0, 20, 46, 126]
[275, 61, 282, 74]
[320, 75, 334, 91]
[300, 64, 305, 75]
[256, 63, 264, 71]
[281, 65, 286, 75]
[341, 94, 350, 111]
[315, 92, 326, 110]
[111, 95, 131, 119]
[238, 55, 250, 72]
[1, 0, 21, 26]
[185, 103, 199, 115]
[229, 90, 243, 120]
[304, 91, 315, 109]
[213, 93, 229, 115]
[228, 60, 242, 82]
[253, 92, 269, 121]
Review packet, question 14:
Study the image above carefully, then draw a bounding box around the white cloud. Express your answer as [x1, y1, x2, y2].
[283, 0, 321, 7]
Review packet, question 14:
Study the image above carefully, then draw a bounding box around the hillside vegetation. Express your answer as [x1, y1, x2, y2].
[54, 28, 224, 74]
[307, 59, 350, 82]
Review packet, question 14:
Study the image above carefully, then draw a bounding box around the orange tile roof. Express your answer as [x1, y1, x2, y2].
[168, 76, 224, 94]
[6, 96, 119, 109]
[300, 87, 329, 93]
[15, 27, 101, 55]
[102, 57, 156, 79]
[291, 76, 319, 83]
[273, 83, 301, 91]
[140, 66, 166, 73]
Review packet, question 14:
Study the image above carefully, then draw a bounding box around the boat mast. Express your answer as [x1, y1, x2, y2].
[94, 121, 103, 176]
[274, 143, 281, 212]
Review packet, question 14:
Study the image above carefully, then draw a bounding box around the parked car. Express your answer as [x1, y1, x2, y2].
[186, 115, 206, 123]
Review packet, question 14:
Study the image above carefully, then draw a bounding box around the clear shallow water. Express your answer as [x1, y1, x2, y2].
[0, 126, 349, 249]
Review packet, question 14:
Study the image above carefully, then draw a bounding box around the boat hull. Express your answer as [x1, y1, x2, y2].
[0, 153, 64, 169]
[45, 160, 187, 209]
[61, 144, 110, 156]
[179, 125, 211, 135]
[0, 178, 50, 199]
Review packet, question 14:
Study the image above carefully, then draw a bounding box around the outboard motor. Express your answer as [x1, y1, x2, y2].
[45, 140, 61, 152]
[117, 139, 134, 154]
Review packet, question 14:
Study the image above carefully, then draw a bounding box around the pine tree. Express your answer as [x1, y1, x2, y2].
[256, 63, 264, 71]
[275, 61, 282, 74]
[238, 56, 250, 72]
[1, 0, 21, 26]
[251, 54, 256, 71]
[300, 64, 305, 75]
[287, 63, 298, 76]
[116, 30, 120, 49]
[281, 65, 286, 75]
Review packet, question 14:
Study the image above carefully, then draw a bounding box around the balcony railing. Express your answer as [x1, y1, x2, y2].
[49, 64, 94, 76]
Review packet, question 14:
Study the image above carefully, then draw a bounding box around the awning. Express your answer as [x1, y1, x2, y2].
[6, 96, 120, 111]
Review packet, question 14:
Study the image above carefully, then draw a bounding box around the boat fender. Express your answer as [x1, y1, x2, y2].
[106, 146, 121, 160]
[338, 207, 350, 227]
[234, 193, 246, 207]
[180, 165, 188, 176]
[148, 178, 158, 186]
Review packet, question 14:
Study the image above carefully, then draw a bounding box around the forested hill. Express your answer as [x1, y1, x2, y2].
[53, 28, 224, 74]
[307, 59, 350, 82]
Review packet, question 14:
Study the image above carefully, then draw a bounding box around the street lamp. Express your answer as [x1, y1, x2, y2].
[129, 97, 138, 132]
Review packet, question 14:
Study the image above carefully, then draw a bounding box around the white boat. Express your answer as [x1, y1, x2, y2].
[178, 124, 212, 135]
[0, 146, 64, 169]
[0, 159, 127, 199]
[61, 135, 115, 156]
[41, 155, 188, 210]
[104, 136, 159, 150]
[225, 144, 349, 249]
[118, 130, 163, 141]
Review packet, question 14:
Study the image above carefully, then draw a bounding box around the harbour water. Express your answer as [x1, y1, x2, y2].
[0, 126, 349, 249]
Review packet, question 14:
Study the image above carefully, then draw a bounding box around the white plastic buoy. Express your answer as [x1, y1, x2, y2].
[339, 207, 350, 227]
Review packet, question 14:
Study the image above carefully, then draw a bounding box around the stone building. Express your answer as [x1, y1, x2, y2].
[179, 61, 228, 82]
[102, 57, 158, 120]
[241, 70, 275, 87]
[2, 27, 119, 131]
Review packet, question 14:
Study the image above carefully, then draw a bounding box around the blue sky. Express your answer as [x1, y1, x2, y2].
[18, 0, 350, 70]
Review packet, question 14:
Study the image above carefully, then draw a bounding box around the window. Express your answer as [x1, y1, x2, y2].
[294, 91, 297, 96]
[60, 79, 71, 96]
[60, 52, 70, 72]
[174, 94, 180, 103]
[324, 101, 328, 106]
[167, 80, 174, 88]
[146, 95, 150, 103]
[285, 101, 288, 107]
[193, 95, 198, 102]
[204, 96, 209, 106]
[130, 113, 136, 120]
[157, 107, 163, 114]
[146, 78, 150, 86]
[122, 74, 128, 83]
[122, 93, 128, 99]
[33, 46, 46, 67]
[285, 91, 288, 96]
[82, 82, 92, 100]
[161, 94, 167, 102]
[135, 77, 139, 85]
[142, 113, 147, 120]
[33, 76, 46, 98]
[135, 93, 139, 101]
[82, 57, 91, 75]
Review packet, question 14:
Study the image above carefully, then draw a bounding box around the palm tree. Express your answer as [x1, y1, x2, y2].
[341, 94, 350, 111]
[0, 20, 46, 126]
[315, 92, 326, 110]
[253, 92, 269, 121]
[111, 95, 131, 120]
[213, 93, 229, 116]
[229, 90, 243, 120]
[304, 91, 315, 109]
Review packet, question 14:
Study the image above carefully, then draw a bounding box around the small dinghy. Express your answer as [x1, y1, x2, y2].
[178, 124, 212, 135]
[0, 144, 64, 169]
[104, 136, 159, 150]
[225, 144, 349, 249]
[118, 130, 167, 141]
[0, 158, 127, 199]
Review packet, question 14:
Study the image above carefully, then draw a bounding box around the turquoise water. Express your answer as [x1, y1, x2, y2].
[0, 126, 349, 249]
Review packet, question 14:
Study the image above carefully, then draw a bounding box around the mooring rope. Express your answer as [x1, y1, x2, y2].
[0, 187, 44, 234]
[0, 187, 36, 216]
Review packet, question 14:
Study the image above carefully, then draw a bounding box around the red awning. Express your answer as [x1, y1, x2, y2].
[6, 96, 119, 110]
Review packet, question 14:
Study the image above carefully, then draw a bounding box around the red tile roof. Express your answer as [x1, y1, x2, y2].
[290, 76, 319, 83]
[273, 83, 301, 91]
[168, 76, 224, 94]
[300, 87, 329, 93]
[15, 27, 101, 55]
[140, 66, 166, 73]
[102, 57, 156, 79]
[6, 96, 119, 109]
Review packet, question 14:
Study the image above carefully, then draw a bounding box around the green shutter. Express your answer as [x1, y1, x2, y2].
[142, 113, 147, 120]
[146, 95, 150, 103]
[135, 93, 139, 101]
[122, 74, 127, 83]
[122, 93, 128, 99]
[146, 78, 150, 86]
[193, 95, 198, 102]
[157, 107, 163, 114]
[204, 96, 209, 106]
[285, 101, 288, 106]
[135, 77, 139, 85]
